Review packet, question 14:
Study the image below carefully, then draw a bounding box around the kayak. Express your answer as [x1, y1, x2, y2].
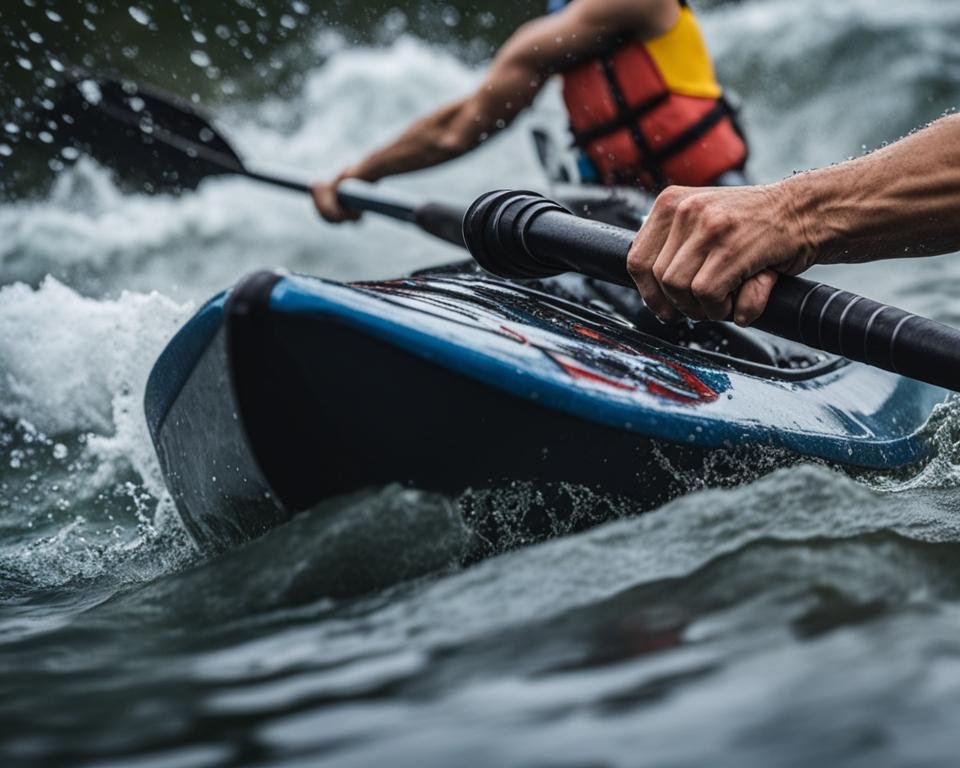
[145, 266, 948, 554]
[62, 75, 956, 554]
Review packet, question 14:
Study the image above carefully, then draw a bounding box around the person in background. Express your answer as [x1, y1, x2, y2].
[626, 114, 960, 327]
[313, 0, 747, 221]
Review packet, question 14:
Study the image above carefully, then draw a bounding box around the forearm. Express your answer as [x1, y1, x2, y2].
[345, 99, 487, 182]
[342, 0, 675, 184]
[780, 115, 960, 264]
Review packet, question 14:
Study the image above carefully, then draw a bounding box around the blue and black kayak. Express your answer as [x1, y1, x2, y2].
[145, 265, 948, 555]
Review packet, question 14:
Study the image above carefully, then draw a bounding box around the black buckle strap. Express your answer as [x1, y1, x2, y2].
[569, 91, 669, 149]
[645, 98, 734, 166]
[569, 39, 740, 190]
[596, 56, 668, 189]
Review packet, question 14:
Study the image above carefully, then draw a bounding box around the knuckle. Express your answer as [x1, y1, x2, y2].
[654, 186, 681, 212]
[660, 269, 688, 294]
[697, 210, 719, 233]
[674, 196, 703, 221]
[690, 274, 720, 302]
[696, 206, 729, 235]
[626, 246, 644, 276]
[651, 260, 668, 284]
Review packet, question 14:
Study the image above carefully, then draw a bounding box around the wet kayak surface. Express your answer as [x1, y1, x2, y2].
[4, 1, 960, 765]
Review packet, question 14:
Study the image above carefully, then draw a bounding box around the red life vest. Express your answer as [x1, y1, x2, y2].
[559, 1, 747, 191]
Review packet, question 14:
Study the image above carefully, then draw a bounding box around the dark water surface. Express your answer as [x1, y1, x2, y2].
[3, 1, 960, 765]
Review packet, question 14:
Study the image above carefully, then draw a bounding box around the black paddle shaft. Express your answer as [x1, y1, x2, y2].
[64, 76, 467, 247]
[463, 190, 960, 393]
[66, 76, 960, 391]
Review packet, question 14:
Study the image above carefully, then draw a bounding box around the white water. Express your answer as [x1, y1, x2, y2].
[3, 2, 960, 764]
[1, 1, 960, 584]
[0, 0, 959, 598]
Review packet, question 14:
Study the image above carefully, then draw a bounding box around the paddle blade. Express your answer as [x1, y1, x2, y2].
[60, 76, 244, 194]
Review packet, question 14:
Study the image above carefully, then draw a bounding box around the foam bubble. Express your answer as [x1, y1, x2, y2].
[0, 278, 191, 486]
[0, 37, 551, 301]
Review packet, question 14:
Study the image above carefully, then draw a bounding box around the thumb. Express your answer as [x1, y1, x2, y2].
[733, 269, 779, 327]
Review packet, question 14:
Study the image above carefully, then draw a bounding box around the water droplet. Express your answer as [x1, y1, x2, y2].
[0, 144, 12, 157]
[45, 9, 62, 22]
[292, 0, 309, 14]
[78, 80, 102, 106]
[190, 50, 211, 68]
[28, 31, 43, 44]
[280, 14, 296, 30]
[53, 444, 68, 460]
[128, 6, 151, 25]
[38, 131, 53, 144]
[4, 122, 20, 135]
[50, 58, 64, 72]
[61, 146, 79, 160]
[441, 6, 460, 27]
[191, 29, 207, 43]
[16, 57, 33, 71]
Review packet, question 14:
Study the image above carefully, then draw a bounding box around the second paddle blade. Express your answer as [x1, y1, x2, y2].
[59, 75, 243, 194]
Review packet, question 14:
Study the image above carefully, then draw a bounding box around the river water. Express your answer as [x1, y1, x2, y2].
[3, 1, 960, 765]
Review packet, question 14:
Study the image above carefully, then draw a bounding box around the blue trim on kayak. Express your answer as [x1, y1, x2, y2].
[267, 276, 946, 470]
[144, 292, 226, 443]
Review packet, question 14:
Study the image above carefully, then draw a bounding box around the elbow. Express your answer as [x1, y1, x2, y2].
[433, 100, 482, 156]
[435, 128, 476, 157]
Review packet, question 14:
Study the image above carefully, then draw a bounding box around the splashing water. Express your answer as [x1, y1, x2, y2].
[2, 0, 960, 765]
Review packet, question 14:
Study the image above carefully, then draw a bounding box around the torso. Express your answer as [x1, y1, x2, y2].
[552, 0, 748, 190]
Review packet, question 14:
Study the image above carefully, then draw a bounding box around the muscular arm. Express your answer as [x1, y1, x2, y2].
[315, 0, 677, 220]
[627, 114, 960, 325]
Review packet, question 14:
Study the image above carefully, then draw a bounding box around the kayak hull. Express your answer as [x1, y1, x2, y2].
[146, 270, 947, 553]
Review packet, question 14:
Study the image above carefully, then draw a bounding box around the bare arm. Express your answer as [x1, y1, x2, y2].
[627, 114, 960, 325]
[314, 0, 677, 221]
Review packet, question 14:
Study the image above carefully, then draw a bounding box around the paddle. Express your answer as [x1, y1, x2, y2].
[64, 76, 960, 393]
[59, 75, 466, 246]
[462, 190, 960, 393]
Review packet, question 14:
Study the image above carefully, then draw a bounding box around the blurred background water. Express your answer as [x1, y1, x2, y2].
[3, 1, 960, 765]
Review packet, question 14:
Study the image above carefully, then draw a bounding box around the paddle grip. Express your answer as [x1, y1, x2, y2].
[463, 190, 960, 391]
[763, 280, 960, 390]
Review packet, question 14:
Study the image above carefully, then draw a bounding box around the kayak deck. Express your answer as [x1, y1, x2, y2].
[145, 270, 947, 553]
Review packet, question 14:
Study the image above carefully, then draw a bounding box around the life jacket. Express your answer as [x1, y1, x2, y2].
[550, 0, 747, 191]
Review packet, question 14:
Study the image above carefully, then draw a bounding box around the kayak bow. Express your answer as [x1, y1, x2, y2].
[145, 268, 947, 554]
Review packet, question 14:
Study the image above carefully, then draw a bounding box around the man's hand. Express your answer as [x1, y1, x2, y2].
[312, 171, 362, 223]
[627, 184, 817, 326]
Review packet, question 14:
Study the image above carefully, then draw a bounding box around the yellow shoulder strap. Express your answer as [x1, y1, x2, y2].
[643, 6, 722, 100]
